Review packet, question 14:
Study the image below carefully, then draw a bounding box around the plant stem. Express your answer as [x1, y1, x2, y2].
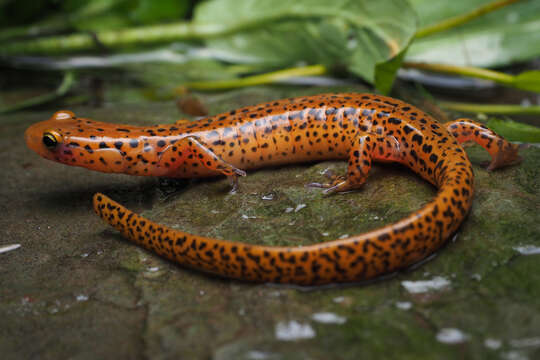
[402, 61, 514, 83]
[440, 101, 540, 115]
[181, 65, 328, 91]
[0, 71, 75, 114]
[0, 7, 360, 55]
[415, 0, 522, 39]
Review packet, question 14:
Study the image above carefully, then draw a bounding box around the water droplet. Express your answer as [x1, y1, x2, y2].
[484, 338, 502, 350]
[311, 312, 346, 324]
[401, 276, 450, 294]
[436, 328, 469, 344]
[76, 294, 89, 302]
[514, 245, 540, 255]
[275, 321, 315, 341]
[395, 301, 412, 310]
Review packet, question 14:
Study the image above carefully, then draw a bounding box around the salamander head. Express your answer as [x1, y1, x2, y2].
[25, 110, 132, 172]
[25, 110, 79, 163]
[25, 110, 186, 176]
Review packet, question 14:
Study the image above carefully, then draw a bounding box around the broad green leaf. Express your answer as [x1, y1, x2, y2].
[131, 60, 246, 87]
[487, 118, 540, 143]
[130, 0, 190, 24]
[511, 71, 540, 93]
[407, 0, 540, 67]
[374, 45, 409, 94]
[193, 0, 417, 83]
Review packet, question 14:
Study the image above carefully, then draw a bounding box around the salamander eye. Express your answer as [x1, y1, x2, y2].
[42, 131, 61, 149]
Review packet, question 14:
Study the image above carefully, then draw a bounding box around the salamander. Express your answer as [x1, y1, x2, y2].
[25, 93, 521, 285]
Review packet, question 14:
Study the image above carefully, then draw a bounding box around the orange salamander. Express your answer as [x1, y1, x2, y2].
[25, 93, 521, 285]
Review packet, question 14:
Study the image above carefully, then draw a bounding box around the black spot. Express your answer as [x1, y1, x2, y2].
[403, 125, 414, 134]
[129, 140, 139, 148]
[378, 233, 390, 242]
[411, 134, 423, 145]
[410, 149, 418, 162]
[422, 144, 433, 154]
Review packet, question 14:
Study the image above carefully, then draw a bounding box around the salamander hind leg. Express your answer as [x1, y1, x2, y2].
[446, 119, 522, 170]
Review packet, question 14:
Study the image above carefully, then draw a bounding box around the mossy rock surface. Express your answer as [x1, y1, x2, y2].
[1, 85, 539, 360]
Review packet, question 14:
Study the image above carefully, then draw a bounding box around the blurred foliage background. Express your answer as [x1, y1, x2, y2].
[0, 0, 539, 141]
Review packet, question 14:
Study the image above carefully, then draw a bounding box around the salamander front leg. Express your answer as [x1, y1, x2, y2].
[445, 119, 522, 170]
[177, 136, 246, 191]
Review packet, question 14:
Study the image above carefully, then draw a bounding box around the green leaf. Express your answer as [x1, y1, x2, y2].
[194, 0, 417, 83]
[374, 45, 409, 94]
[131, 60, 245, 87]
[511, 70, 540, 92]
[130, 0, 189, 24]
[407, 0, 540, 67]
[487, 118, 540, 143]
